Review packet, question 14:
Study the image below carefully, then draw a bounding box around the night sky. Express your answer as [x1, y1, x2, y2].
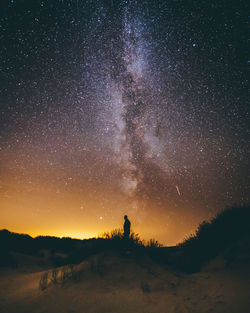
[0, 0, 249, 245]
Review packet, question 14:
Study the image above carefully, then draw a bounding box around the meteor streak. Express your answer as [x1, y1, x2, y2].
[176, 185, 181, 196]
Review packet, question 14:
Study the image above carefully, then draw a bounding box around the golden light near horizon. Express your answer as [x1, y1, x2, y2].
[1, 148, 207, 245]
[0, 172, 212, 246]
[0, 0, 249, 247]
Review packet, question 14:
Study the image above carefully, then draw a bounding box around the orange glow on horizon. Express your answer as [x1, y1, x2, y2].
[31, 230, 98, 240]
[0, 152, 210, 246]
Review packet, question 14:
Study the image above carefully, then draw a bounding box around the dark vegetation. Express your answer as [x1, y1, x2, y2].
[39, 264, 80, 290]
[175, 205, 250, 272]
[1, 205, 249, 273]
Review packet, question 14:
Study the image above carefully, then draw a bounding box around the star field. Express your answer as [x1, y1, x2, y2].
[0, 0, 249, 245]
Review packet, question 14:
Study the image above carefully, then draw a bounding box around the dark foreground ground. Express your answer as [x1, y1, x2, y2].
[1, 206, 250, 312]
[0, 247, 250, 313]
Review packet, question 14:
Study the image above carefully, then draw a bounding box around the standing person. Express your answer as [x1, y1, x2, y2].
[123, 215, 131, 240]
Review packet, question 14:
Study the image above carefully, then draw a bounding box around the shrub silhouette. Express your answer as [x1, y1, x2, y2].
[101, 228, 124, 241]
[146, 239, 163, 249]
[39, 264, 80, 290]
[50, 268, 59, 284]
[176, 205, 250, 272]
[60, 265, 69, 284]
[39, 271, 49, 290]
[100, 228, 144, 247]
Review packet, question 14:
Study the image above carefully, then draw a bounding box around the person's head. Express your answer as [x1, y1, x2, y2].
[124, 215, 128, 220]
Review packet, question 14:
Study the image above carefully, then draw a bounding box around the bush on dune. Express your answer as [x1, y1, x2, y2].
[177, 205, 250, 272]
[100, 228, 144, 247]
[101, 228, 124, 241]
[146, 239, 163, 249]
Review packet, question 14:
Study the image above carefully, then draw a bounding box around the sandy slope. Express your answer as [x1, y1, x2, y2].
[0, 251, 249, 313]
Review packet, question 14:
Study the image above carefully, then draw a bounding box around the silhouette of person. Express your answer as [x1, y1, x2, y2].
[123, 215, 131, 240]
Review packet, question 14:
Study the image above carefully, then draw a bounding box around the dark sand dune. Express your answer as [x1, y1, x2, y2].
[1, 206, 250, 312]
[0, 250, 250, 313]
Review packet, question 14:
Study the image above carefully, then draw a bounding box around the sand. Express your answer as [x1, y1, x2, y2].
[0, 251, 249, 313]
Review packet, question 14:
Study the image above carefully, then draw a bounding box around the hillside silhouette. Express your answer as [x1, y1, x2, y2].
[1, 205, 249, 272]
[1, 205, 250, 313]
[174, 205, 250, 272]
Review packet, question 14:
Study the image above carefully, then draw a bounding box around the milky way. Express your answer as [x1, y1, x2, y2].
[0, 0, 249, 244]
